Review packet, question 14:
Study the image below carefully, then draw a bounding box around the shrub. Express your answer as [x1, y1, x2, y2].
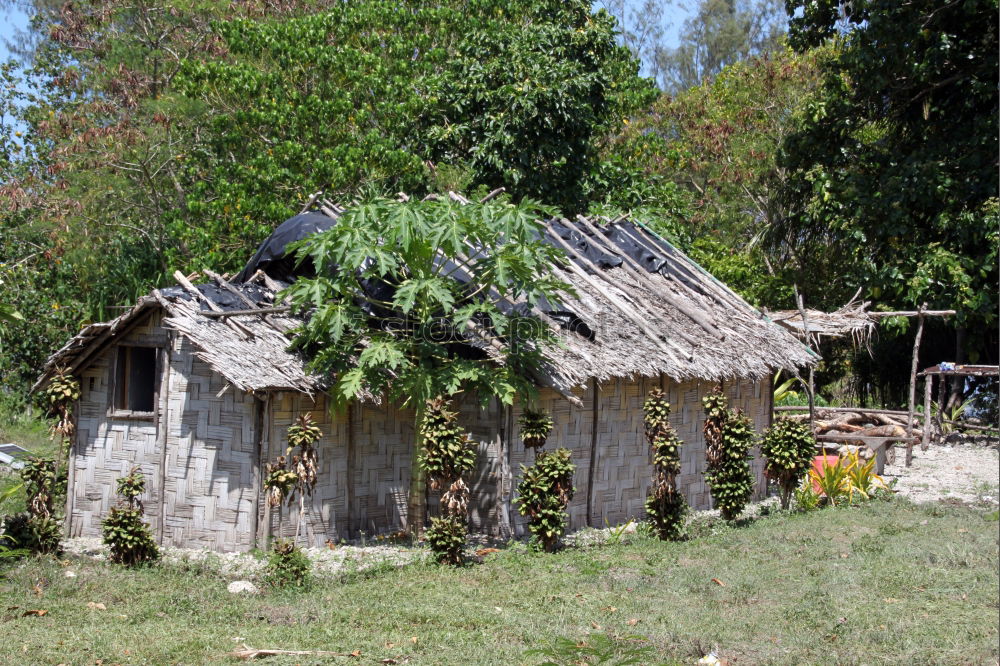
[102, 468, 159, 566]
[419, 397, 477, 565]
[760, 418, 817, 509]
[844, 449, 888, 501]
[515, 448, 575, 552]
[643, 388, 687, 540]
[1, 457, 67, 556]
[703, 388, 756, 521]
[518, 409, 554, 452]
[793, 478, 821, 512]
[425, 514, 467, 565]
[808, 456, 852, 506]
[265, 538, 311, 588]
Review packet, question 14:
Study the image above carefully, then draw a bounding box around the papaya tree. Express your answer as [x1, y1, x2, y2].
[285, 197, 571, 535]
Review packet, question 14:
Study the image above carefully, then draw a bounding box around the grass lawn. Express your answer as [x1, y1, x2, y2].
[1, 499, 997, 665]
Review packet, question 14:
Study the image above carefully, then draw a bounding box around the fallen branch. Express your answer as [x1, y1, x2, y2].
[232, 646, 358, 660]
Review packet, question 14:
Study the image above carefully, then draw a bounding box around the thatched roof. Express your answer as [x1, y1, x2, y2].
[36, 197, 815, 401]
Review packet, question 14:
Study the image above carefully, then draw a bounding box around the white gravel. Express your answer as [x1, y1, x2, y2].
[883, 439, 999, 506]
[61, 537, 430, 580]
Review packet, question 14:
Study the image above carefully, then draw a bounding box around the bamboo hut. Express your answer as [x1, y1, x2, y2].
[36, 199, 815, 551]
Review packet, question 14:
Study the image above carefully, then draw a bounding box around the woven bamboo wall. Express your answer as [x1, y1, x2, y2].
[69, 312, 168, 538]
[507, 376, 771, 536]
[159, 337, 259, 551]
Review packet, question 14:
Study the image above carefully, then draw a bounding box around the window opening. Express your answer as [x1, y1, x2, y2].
[114, 346, 158, 412]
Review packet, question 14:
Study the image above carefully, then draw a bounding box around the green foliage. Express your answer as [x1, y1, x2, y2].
[102, 467, 158, 566]
[518, 409, 554, 451]
[608, 46, 828, 307]
[425, 515, 468, 566]
[842, 450, 888, 502]
[419, 397, 478, 494]
[760, 418, 816, 509]
[780, 0, 999, 332]
[643, 388, 687, 540]
[702, 388, 755, 521]
[265, 539, 311, 589]
[653, 0, 787, 94]
[286, 198, 570, 409]
[515, 448, 576, 552]
[263, 459, 297, 508]
[808, 457, 851, 507]
[793, 478, 821, 512]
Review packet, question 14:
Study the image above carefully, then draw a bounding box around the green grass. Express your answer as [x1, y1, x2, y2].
[1, 499, 997, 665]
[0, 407, 57, 515]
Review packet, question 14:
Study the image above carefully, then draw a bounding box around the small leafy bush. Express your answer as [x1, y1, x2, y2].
[703, 388, 756, 521]
[425, 514, 467, 565]
[1, 457, 67, 556]
[102, 467, 159, 566]
[844, 450, 888, 501]
[809, 457, 852, 506]
[643, 388, 687, 540]
[518, 409, 554, 452]
[419, 397, 477, 565]
[265, 538, 311, 588]
[793, 478, 822, 512]
[515, 448, 575, 552]
[760, 418, 817, 509]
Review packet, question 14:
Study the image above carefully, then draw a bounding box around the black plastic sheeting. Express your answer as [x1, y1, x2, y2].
[234, 211, 339, 283]
[227, 210, 701, 340]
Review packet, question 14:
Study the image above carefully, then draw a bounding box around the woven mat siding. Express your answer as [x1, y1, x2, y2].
[509, 385, 592, 537]
[160, 337, 257, 551]
[452, 394, 503, 534]
[70, 313, 167, 538]
[504, 376, 770, 536]
[265, 392, 351, 546]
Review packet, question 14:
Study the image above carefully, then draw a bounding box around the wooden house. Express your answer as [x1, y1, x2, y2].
[36, 200, 814, 551]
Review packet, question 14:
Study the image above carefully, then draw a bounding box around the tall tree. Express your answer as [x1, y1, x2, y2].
[778, 0, 999, 333]
[656, 0, 786, 93]
[606, 46, 826, 306]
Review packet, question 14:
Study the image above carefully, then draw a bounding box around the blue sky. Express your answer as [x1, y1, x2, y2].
[0, 5, 29, 62]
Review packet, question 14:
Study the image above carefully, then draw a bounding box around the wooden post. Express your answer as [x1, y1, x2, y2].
[250, 394, 264, 549]
[586, 378, 600, 528]
[905, 305, 926, 466]
[795, 289, 816, 430]
[919, 375, 933, 456]
[933, 374, 946, 450]
[155, 336, 172, 545]
[261, 393, 273, 549]
[345, 401, 356, 538]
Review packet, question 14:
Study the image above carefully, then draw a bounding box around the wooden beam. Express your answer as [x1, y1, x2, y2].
[198, 307, 292, 317]
[917, 375, 933, 463]
[906, 305, 926, 442]
[586, 378, 600, 528]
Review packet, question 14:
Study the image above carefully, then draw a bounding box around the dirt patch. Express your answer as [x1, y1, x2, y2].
[883, 439, 999, 506]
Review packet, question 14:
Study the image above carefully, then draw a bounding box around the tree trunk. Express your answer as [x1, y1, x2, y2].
[407, 403, 427, 539]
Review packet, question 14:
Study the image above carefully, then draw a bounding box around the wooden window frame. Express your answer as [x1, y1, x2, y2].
[108, 344, 161, 420]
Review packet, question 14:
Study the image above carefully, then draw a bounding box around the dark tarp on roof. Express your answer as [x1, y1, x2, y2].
[235, 211, 339, 283]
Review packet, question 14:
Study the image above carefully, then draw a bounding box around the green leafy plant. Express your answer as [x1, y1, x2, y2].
[643, 388, 687, 540]
[2, 457, 67, 556]
[515, 448, 575, 552]
[843, 450, 888, 502]
[102, 467, 159, 566]
[808, 457, 852, 507]
[793, 478, 822, 512]
[263, 413, 323, 543]
[702, 388, 756, 521]
[519, 409, 554, 453]
[265, 538, 311, 588]
[604, 518, 635, 546]
[760, 418, 817, 510]
[285, 197, 572, 535]
[419, 397, 478, 565]
[425, 515, 468, 566]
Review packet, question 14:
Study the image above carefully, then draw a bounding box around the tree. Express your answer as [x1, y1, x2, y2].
[655, 0, 786, 93]
[606, 46, 827, 306]
[284, 197, 571, 534]
[0, 0, 650, 400]
[778, 0, 999, 365]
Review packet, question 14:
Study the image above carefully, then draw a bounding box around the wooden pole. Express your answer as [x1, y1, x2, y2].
[906, 305, 927, 446]
[919, 375, 933, 457]
[795, 289, 816, 430]
[586, 378, 600, 528]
